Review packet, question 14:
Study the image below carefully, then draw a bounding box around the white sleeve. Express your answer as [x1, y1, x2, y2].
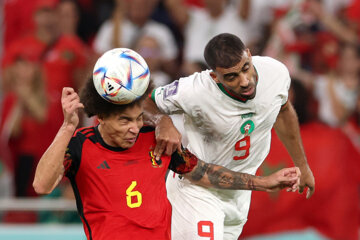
[150, 76, 194, 115]
[277, 60, 291, 105]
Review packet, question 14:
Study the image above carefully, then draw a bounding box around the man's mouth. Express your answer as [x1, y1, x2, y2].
[125, 137, 137, 143]
[241, 86, 255, 96]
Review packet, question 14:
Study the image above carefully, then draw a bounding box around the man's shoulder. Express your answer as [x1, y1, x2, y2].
[137, 126, 156, 143]
[182, 70, 212, 84]
[253, 56, 285, 66]
[73, 126, 96, 137]
[177, 70, 214, 94]
[72, 126, 98, 145]
[252, 56, 289, 75]
[157, 70, 211, 91]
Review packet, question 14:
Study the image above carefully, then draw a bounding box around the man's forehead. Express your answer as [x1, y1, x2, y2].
[216, 51, 250, 73]
[112, 106, 144, 118]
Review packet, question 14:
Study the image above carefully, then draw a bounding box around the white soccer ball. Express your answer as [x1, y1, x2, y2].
[93, 48, 150, 104]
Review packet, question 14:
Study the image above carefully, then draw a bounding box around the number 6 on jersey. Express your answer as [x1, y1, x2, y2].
[126, 181, 142, 208]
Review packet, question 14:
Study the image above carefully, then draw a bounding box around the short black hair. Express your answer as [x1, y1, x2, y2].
[80, 77, 152, 119]
[204, 33, 246, 70]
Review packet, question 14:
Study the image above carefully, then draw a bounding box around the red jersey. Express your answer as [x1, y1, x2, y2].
[65, 125, 197, 240]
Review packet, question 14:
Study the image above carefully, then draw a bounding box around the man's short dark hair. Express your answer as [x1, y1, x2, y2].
[204, 33, 246, 70]
[80, 77, 152, 119]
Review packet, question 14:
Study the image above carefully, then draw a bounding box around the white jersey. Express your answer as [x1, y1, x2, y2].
[153, 56, 289, 173]
[152, 56, 290, 239]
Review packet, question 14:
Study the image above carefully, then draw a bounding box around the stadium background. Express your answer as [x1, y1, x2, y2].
[0, 0, 359, 239]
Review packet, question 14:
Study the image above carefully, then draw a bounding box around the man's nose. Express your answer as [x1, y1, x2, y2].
[239, 73, 249, 87]
[129, 121, 140, 134]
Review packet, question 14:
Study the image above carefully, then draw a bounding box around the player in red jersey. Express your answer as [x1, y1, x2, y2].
[33, 76, 301, 240]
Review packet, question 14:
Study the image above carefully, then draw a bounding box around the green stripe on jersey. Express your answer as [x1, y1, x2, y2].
[216, 83, 248, 103]
[151, 88, 156, 102]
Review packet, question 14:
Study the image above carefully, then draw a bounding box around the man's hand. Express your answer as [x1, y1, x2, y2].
[264, 167, 301, 192]
[298, 164, 315, 199]
[274, 101, 315, 199]
[154, 115, 182, 160]
[61, 87, 84, 130]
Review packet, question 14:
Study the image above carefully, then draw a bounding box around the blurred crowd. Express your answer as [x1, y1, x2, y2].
[0, 0, 359, 238]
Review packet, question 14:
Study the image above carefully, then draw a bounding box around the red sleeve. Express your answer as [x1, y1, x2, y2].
[64, 130, 85, 177]
[169, 148, 199, 174]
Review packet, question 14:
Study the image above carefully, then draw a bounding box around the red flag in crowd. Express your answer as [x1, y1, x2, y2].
[242, 122, 360, 240]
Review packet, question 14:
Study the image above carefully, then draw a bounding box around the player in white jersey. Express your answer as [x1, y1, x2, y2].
[144, 33, 315, 239]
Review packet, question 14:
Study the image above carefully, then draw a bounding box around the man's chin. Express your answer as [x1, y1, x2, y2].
[123, 142, 135, 149]
[243, 93, 256, 100]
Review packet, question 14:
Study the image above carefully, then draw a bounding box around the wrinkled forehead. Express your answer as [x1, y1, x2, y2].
[114, 104, 143, 117]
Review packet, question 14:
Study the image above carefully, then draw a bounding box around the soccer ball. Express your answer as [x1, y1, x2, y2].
[93, 48, 150, 104]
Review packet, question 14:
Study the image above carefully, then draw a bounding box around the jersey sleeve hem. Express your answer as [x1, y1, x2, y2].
[150, 88, 156, 102]
[169, 148, 198, 174]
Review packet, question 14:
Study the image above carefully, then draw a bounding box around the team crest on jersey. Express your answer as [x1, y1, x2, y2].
[240, 120, 255, 136]
[149, 151, 163, 168]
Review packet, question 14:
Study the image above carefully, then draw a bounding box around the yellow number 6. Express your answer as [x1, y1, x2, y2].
[126, 181, 142, 208]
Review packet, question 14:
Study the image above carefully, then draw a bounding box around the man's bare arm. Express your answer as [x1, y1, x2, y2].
[184, 159, 300, 192]
[33, 88, 83, 195]
[274, 101, 315, 198]
[174, 149, 300, 192]
[143, 96, 182, 158]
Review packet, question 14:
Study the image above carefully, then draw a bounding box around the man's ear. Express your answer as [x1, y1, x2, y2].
[97, 116, 104, 124]
[246, 48, 252, 58]
[210, 71, 220, 83]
